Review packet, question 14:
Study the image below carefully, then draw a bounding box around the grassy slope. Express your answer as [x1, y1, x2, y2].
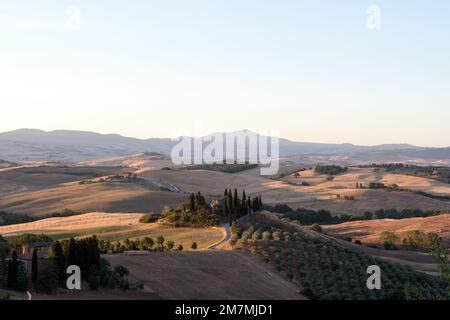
[0, 212, 223, 249]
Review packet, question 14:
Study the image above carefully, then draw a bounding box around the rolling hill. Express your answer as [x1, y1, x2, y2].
[2, 129, 450, 164]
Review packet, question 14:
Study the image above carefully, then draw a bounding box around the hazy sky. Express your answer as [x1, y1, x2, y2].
[1, 1, 449, 146]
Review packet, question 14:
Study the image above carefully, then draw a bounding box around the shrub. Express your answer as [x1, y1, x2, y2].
[139, 213, 160, 223]
[262, 231, 272, 241]
[272, 231, 281, 241]
[283, 232, 292, 241]
[229, 234, 239, 246]
[166, 241, 175, 251]
[309, 224, 323, 233]
[252, 231, 262, 241]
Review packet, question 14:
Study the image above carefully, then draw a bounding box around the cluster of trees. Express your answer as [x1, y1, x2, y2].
[403, 230, 442, 248]
[368, 182, 386, 189]
[162, 192, 219, 227]
[237, 224, 449, 300]
[222, 188, 262, 226]
[9, 234, 52, 253]
[355, 182, 364, 189]
[415, 190, 450, 201]
[314, 165, 347, 175]
[1, 234, 50, 291]
[97, 236, 192, 253]
[139, 213, 160, 223]
[372, 208, 447, 220]
[1, 250, 27, 291]
[266, 204, 448, 225]
[336, 194, 355, 201]
[0, 209, 80, 227]
[0, 211, 35, 226]
[379, 230, 443, 250]
[0, 235, 134, 293]
[182, 163, 258, 174]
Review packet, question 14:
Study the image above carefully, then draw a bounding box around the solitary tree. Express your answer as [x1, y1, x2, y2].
[191, 242, 198, 250]
[156, 236, 165, 251]
[143, 237, 155, 250]
[189, 193, 196, 211]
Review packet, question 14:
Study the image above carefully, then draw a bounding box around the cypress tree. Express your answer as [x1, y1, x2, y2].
[234, 189, 238, 209]
[189, 193, 196, 211]
[7, 259, 13, 288]
[31, 248, 38, 283]
[223, 197, 229, 217]
[7, 250, 19, 289]
[252, 198, 258, 212]
[241, 195, 246, 217]
[68, 238, 77, 266]
[51, 241, 66, 282]
[227, 189, 233, 213]
[228, 189, 233, 210]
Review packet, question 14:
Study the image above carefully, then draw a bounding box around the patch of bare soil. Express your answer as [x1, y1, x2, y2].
[105, 251, 304, 300]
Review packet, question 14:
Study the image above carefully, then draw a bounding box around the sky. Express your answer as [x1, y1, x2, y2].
[0, 0, 449, 147]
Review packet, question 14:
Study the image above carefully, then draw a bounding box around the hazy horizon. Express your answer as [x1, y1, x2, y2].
[1, 127, 448, 148]
[1, 1, 450, 147]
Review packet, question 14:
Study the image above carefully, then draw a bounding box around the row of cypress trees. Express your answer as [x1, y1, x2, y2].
[50, 236, 101, 283]
[222, 188, 262, 226]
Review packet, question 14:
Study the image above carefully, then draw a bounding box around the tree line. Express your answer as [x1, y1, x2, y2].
[96, 236, 197, 253]
[266, 204, 448, 225]
[314, 165, 347, 175]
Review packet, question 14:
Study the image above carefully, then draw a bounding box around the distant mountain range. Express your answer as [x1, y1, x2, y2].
[0, 129, 449, 164]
